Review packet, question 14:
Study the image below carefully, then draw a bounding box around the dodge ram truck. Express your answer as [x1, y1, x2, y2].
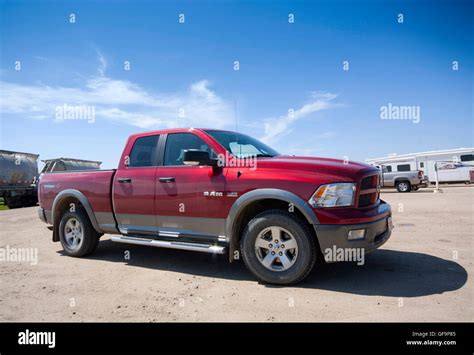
[37, 128, 393, 284]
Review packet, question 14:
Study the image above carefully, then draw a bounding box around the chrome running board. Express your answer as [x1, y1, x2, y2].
[111, 235, 226, 254]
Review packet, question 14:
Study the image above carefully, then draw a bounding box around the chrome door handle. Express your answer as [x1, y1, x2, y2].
[159, 177, 175, 183]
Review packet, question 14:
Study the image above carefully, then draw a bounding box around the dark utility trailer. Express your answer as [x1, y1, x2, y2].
[0, 150, 39, 208]
[40, 158, 102, 173]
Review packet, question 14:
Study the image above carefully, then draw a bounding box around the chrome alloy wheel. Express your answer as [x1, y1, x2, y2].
[254, 226, 298, 271]
[64, 217, 84, 251]
[398, 182, 409, 192]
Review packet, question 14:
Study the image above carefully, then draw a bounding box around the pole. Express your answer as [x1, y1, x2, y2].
[433, 161, 443, 193]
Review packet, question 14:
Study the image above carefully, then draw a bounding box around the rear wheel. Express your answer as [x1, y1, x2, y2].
[59, 208, 100, 257]
[396, 180, 411, 193]
[240, 209, 316, 285]
[6, 196, 22, 209]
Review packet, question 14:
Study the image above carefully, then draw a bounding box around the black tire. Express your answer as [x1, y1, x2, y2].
[59, 208, 100, 257]
[396, 180, 411, 193]
[240, 209, 316, 285]
[6, 197, 22, 209]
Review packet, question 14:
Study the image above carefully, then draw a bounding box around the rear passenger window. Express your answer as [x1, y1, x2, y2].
[384, 166, 392, 172]
[53, 161, 66, 172]
[129, 135, 159, 167]
[164, 133, 215, 166]
[460, 154, 474, 162]
[397, 164, 411, 172]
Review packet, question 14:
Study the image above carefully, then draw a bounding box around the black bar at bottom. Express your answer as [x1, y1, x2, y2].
[0, 322, 472, 353]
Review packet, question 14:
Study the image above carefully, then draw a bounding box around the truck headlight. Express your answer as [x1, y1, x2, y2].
[308, 183, 356, 208]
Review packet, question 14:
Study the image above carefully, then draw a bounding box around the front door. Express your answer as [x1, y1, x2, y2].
[154, 132, 227, 237]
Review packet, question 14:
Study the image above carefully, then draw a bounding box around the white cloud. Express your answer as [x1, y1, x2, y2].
[260, 92, 338, 144]
[0, 56, 233, 130]
[0, 53, 338, 137]
[97, 51, 107, 77]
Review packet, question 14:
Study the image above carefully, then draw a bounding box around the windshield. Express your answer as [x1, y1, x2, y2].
[205, 130, 280, 158]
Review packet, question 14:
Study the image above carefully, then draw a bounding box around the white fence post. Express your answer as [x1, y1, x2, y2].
[433, 161, 443, 193]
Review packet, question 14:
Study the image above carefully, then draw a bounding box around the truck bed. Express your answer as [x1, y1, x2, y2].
[39, 169, 116, 223]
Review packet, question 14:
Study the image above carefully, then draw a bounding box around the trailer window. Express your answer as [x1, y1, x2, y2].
[397, 164, 411, 172]
[129, 135, 159, 167]
[419, 162, 424, 168]
[460, 154, 474, 162]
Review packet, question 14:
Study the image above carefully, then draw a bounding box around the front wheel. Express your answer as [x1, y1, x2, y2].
[59, 208, 100, 257]
[240, 210, 316, 285]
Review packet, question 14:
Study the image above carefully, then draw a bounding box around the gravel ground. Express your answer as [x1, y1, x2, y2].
[0, 185, 472, 322]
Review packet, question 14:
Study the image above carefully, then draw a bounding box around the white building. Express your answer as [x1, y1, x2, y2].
[366, 148, 474, 183]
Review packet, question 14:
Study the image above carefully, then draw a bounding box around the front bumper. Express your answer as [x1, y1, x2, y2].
[314, 215, 393, 260]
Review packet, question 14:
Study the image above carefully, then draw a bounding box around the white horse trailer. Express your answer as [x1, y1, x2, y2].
[366, 148, 474, 184]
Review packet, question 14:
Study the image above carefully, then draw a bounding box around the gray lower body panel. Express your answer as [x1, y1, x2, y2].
[314, 216, 392, 258]
[95, 212, 118, 233]
[115, 214, 226, 237]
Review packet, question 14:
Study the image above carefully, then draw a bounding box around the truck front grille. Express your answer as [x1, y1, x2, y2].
[357, 174, 380, 208]
[360, 176, 374, 190]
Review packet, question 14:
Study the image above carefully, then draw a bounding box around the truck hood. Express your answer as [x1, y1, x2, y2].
[254, 156, 378, 181]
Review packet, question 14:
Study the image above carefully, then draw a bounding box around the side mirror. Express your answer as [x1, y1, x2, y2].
[183, 150, 218, 167]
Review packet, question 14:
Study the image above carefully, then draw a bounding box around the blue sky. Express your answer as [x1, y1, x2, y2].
[1, 0, 472, 169]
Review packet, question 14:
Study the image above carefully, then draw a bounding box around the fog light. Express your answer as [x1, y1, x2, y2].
[348, 229, 365, 241]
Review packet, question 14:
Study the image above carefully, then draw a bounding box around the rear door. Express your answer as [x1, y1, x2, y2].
[113, 134, 160, 234]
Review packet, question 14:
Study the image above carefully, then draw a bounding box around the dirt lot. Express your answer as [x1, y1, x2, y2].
[0, 185, 472, 322]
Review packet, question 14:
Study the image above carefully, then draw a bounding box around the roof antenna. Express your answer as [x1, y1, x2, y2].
[234, 99, 241, 156]
[234, 99, 238, 132]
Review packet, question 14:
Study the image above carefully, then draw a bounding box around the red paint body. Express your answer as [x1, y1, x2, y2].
[38, 128, 389, 230]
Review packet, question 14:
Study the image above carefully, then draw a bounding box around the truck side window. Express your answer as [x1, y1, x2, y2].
[164, 133, 215, 166]
[53, 161, 66, 172]
[397, 164, 411, 172]
[129, 135, 159, 167]
[384, 166, 392, 173]
[460, 154, 474, 162]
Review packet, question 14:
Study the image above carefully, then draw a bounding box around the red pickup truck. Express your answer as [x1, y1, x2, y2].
[38, 128, 393, 284]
